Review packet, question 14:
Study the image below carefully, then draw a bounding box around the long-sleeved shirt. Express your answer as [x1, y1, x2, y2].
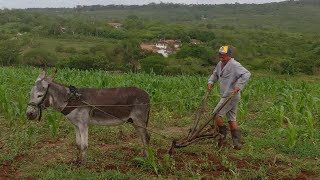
[208, 58, 251, 98]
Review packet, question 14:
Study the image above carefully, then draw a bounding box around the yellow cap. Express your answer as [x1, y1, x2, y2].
[219, 46, 232, 54]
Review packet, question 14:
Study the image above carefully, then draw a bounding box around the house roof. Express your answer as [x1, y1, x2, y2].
[140, 43, 158, 52]
[157, 39, 181, 45]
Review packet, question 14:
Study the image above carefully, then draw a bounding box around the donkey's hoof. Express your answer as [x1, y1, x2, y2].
[72, 158, 86, 167]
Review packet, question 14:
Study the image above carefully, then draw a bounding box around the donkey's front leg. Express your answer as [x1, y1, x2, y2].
[75, 124, 88, 165]
[74, 125, 81, 163]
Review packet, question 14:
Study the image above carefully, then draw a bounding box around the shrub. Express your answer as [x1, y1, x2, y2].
[22, 49, 57, 67]
[176, 44, 213, 61]
[60, 54, 111, 70]
[0, 40, 21, 66]
[140, 55, 167, 74]
[279, 59, 296, 75]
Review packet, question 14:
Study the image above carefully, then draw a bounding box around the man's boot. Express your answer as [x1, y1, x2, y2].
[231, 129, 242, 150]
[218, 125, 227, 147]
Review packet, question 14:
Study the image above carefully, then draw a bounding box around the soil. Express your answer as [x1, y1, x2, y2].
[0, 134, 318, 179]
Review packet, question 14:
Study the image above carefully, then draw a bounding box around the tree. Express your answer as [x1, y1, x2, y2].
[22, 49, 57, 67]
[123, 15, 144, 30]
[176, 44, 213, 62]
[140, 55, 167, 74]
[0, 40, 21, 66]
[120, 38, 143, 71]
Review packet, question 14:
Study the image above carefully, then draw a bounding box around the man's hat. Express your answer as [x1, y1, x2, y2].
[218, 46, 232, 55]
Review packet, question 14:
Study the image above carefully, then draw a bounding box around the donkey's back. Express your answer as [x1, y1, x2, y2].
[80, 87, 150, 106]
[64, 87, 150, 122]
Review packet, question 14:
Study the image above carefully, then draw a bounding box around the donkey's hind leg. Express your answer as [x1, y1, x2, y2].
[132, 116, 150, 157]
[133, 124, 150, 157]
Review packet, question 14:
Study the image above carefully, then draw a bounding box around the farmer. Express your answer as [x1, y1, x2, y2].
[208, 46, 251, 150]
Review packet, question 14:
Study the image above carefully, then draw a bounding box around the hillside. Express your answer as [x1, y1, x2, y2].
[0, 0, 319, 75]
[26, 1, 320, 33]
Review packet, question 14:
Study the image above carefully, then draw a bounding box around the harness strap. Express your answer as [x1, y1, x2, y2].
[61, 85, 82, 115]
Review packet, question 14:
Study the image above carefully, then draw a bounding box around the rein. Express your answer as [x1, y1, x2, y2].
[30, 84, 235, 140]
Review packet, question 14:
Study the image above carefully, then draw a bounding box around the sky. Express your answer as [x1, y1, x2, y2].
[0, 0, 288, 9]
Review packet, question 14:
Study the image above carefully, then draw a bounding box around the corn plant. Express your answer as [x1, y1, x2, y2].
[161, 154, 176, 174]
[305, 110, 315, 139]
[286, 117, 296, 148]
[132, 146, 159, 174]
[278, 106, 285, 127]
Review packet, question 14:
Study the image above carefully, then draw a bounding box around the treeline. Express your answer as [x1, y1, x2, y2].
[26, 0, 320, 33]
[0, 36, 215, 75]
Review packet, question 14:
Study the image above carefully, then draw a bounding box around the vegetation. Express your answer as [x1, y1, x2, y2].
[0, 67, 319, 179]
[0, 0, 319, 75]
[0, 1, 320, 178]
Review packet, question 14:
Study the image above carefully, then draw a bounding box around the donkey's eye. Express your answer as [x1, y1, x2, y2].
[37, 95, 43, 98]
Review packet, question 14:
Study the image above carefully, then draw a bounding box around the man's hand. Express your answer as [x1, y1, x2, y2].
[234, 86, 240, 93]
[208, 83, 214, 90]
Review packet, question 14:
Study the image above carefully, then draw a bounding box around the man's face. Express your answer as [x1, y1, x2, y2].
[219, 53, 231, 64]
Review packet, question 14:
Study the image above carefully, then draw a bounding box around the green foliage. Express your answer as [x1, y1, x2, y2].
[140, 55, 167, 74]
[279, 59, 296, 75]
[119, 38, 143, 70]
[188, 30, 215, 42]
[0, 67, 319, 178]
[47, 113, 58, 137]
[286, 118, 297, 148]
[60, 54, 101, 70]
[22, 49, 57, 67]
[132, 147, 159, 174]
[101, 29, 127, 40]
[176, 44, 213, 61]
[161, 154, 176, 174]
[123, 15, 144, 30]
[1, 3, 320, 75]
[305, 110, 315, 139]
[0, 40, 21, 66]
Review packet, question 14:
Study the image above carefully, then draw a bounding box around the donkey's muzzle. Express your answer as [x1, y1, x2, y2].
[26, 106, 38, 120]
[26, 111, 37, 120]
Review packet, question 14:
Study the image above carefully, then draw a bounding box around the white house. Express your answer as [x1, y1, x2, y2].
[156, 40, 167, 49]
[156, 49, 169, 58]
[141, 39, 181, 58]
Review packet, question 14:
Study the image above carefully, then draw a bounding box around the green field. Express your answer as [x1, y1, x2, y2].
[0, 67, 319, 179]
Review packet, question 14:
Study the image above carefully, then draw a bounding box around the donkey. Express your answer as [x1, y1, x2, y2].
[26, 69, 150, 165]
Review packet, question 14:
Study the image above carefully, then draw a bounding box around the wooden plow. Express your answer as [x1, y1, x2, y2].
[169, 90, 234, 155]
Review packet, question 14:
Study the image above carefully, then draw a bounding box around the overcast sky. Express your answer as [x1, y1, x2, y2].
[0, 0, 287, 9]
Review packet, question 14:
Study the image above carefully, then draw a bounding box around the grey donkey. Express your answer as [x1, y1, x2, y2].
[26, 69, 151, 165]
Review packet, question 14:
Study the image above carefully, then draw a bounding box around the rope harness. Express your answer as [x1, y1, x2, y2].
[32, 84, 234, 141]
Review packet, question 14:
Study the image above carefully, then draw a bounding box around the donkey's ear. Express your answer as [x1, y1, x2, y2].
[41, 79, 49, 88]
[36, 69, 46, 82]
[46, 68, 57, 82]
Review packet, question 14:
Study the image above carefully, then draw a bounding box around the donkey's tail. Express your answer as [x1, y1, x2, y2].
[146, 105, 150, 127]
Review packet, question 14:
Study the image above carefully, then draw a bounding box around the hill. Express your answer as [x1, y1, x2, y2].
[0, 0, 319, 75]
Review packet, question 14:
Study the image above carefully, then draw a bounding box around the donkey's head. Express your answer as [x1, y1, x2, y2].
[26, 69, 55, 120]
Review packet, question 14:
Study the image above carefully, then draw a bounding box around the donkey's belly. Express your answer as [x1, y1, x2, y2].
[89, 117, 128, 126]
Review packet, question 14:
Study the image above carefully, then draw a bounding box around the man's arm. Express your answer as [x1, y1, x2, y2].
[234, 62, 251, 92]
[208, 65, 219, 89]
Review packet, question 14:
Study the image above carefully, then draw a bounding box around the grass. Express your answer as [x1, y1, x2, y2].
[0, 66, 319, 179]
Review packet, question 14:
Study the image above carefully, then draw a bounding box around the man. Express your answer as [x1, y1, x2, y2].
[208, 46, 251, 150]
